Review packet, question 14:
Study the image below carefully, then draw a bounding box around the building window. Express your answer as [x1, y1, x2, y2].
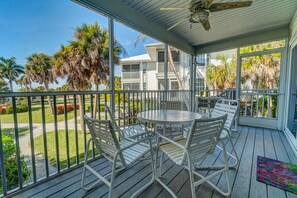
[158, 51, 180, 62]
[196, 78, 205, 90]
[158, 80, 169, 90]
[123, 65, 130, 72]
[143, 83, 147, 90]
[122, 64, 140, 72]
[171, 81, 179, 90]
[196, 55, 206, 66]
[131, 64, 140, 72]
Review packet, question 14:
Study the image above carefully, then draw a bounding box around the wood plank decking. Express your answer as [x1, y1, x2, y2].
[10, 126, 297, 198]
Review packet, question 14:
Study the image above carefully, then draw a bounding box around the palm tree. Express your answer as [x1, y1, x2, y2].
[53, 22, 124, 132]
[25, 53, 57, 113]
[205, 55, 236, 90]
[134, 34, 190, 109]
[17, 75, 32, 92]
[0, 78, 9, 92]
[73, 23, 124, 118]
[0, 57, 24, 92]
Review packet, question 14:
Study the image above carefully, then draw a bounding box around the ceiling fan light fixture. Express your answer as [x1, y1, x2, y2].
[190, 10, 209, 23]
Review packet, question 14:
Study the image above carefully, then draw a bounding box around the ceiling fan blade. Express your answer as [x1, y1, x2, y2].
[167, 18, 188, 31]
[201, 0, 214, 8]
[160, 7, 187, 11]
[200, 18, 210, 31]
[209, 1, 253, 12]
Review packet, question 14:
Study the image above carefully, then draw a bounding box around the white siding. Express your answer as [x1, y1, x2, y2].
[290, 11, 297, 47]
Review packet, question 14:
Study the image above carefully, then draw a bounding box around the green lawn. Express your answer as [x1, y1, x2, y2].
[34, 130, 96, 169]
[0, 106, 79, 124]
[1, 128, 29, 137]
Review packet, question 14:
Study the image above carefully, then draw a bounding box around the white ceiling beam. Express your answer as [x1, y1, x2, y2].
[72, 0, 195, 54]
[195, 25, 290, 54]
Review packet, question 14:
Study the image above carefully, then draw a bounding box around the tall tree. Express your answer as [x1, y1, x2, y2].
[73, 23, 124, 118]
[0, 57, 24, 92]
[205, 55, 236, 90]
[0, 78, 9, 92]
[134, 34, 190, 109]
[25, 53, 57, 113]
[17, 75, 32, 92]
[53, 22, 124, 132]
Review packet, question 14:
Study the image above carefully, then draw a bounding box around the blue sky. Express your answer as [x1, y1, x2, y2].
[0, 0, 155, 91]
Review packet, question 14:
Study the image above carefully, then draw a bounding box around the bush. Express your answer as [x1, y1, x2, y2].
[56, 104, 79, 115]
[1, 136, 30, 191]
[0, 106, 6, 115]
[56, 106, 65, 115]
[5, 106, 13, 114]
[16, 104, 28, 113]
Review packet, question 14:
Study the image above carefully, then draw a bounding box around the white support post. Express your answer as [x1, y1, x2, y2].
[164, 43, 168, 101]
[235, 48, 241, 129]
[190, 55, 196, 111]
[109, 17, 115, 113]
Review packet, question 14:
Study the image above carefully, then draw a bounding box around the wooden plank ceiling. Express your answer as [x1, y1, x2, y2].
[120, 0, 297, 46]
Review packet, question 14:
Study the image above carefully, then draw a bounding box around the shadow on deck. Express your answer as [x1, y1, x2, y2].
[10, 126, 297, 198]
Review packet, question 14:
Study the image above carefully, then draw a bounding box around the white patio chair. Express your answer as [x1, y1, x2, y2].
[210, 99, 239, 168]
[155, 115, 230, 198]
[157, 101, 186, 139]
[82, 115, 155, 198]
[105, 105, 148, 139]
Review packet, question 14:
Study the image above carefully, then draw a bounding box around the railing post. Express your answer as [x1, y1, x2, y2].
[0, 120, 7, 195]
[12, 97, 23, 188]
[109, 16, 115, 114]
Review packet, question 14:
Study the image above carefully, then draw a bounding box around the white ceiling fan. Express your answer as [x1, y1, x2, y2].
[160, 0, 253, 31]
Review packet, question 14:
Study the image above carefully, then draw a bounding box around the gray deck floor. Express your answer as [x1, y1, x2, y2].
[10, 126, 297, 198]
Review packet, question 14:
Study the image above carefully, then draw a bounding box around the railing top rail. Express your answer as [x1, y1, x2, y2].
[0, 90, 192, 97]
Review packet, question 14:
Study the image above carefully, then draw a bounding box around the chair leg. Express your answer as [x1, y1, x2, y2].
[108, 157, 117, 198]
[159, 152, 163, 177]
[188, 163, 196, 198]
[221, 141, 231, 196]
[81, 139, 93, 191]
[130, 141, 156, 198]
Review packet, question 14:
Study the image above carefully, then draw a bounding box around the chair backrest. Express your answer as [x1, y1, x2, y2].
[195, 96, 222, 112]
[211, 99, 239, 131]
[105, 105, 125, 139]
[183, 114, 227, 164]
[160, 101, 185, 110]
[84, 115, 126, 165]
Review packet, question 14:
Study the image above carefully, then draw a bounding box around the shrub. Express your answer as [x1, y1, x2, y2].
[16, 104, 28, 113]
[0, 106, 6, 115]
[55, 104, 78, 115]
[1, 136, 30, 191]
[5, 106, 13, 114]
[56, 106, 64, 115]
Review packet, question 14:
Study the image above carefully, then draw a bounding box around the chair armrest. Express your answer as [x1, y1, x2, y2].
[156, 131, 187, 151]
[118, 136, 151, 153]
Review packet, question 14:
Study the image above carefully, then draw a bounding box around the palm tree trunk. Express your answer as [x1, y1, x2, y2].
[167, 46, 190, 109]
[29, 83, 33, 92]
[93, 84, 99, 119]
[44, 83, 54, 115]
[9, 80, 13, 92]
[78, 95, 85, 134]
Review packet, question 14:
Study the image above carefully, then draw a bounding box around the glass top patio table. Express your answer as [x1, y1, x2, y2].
[137, 110, 202, 125]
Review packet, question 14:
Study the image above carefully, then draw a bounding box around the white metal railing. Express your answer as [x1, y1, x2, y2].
[239, 89, 279, 119]
[157, 62, 180, 73]
[0, 90, 191, 196]
[121, 71, 140, 79]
